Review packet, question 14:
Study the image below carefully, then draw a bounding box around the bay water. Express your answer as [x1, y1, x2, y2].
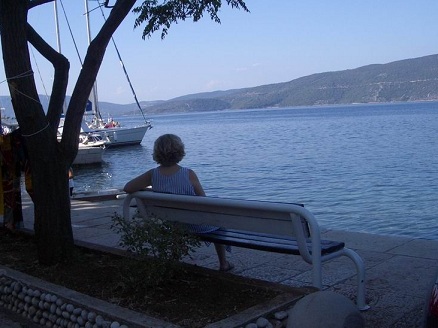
[74, 101, 438, 240]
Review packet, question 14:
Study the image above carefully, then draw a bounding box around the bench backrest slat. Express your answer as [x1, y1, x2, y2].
[125, 190, 318, 240]
[142, 205, 298, 236]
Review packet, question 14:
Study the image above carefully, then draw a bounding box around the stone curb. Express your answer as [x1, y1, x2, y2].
[0, 264, 308, 328]
[0, 265, 177, 328]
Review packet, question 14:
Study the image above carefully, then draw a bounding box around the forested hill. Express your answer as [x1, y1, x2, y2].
[2, 54, 438, 117]
[139, 54, 438, 114]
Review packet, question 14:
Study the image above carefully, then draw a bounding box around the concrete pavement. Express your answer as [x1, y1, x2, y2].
[6, 191, 438, 327]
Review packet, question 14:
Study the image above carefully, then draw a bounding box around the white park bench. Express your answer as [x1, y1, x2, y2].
[122, 190, 369, 310]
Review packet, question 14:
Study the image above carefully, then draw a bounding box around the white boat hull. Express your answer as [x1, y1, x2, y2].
[73, 145, 105, 165]
[93, 124, 151, 147]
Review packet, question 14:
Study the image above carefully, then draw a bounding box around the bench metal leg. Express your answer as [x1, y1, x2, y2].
[312, 260, 323, 290]
[343, 248, 370, 311]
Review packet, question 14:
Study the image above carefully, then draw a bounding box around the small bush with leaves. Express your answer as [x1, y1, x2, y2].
[111, 212, 201, 286]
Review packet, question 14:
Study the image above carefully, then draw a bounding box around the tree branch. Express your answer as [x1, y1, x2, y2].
[29, 0, 54, 10]
[133, 0, 249, 39]
[26, 23, 69, 136]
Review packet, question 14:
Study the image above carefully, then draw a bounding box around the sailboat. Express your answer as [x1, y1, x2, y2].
[81, 0, 152, 147]
[83, 100, 152, 147]
[54, 0, 107, 165]
[57, 116, 108, 165]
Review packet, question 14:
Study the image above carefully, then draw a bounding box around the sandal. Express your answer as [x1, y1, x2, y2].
[220, 261, 235, 272]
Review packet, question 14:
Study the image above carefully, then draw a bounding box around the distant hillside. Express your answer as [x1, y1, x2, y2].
[2, 54, 438, 118]
[0, 96, 162, 119]
[143, 54, 438, 114]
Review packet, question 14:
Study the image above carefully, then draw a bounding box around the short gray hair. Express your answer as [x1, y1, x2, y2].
[152, 134, 186, 166]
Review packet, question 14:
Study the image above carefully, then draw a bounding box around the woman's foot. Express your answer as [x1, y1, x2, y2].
[219, 261, 234, 272]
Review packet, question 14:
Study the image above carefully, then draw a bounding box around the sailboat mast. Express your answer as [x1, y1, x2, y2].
[84, 0, 92, 46]
[84, 0, 102, 122]
[53, 0, 68, 115]
[54, 0, 62, 53]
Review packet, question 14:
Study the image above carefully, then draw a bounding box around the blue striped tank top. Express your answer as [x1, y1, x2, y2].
[151, 167, 218, 234]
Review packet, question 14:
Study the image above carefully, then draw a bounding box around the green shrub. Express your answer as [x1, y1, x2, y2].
[111, 212, 201, 287]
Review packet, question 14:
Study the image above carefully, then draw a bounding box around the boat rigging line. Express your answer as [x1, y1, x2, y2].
[58, 0, 149, 123]
[58, 0, 83, 66]
[97, 2, 149, 123]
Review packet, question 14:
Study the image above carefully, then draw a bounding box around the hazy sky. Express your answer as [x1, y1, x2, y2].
[1, 0, 438, 104]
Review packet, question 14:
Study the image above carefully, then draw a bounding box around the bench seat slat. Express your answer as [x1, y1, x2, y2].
[206, 229, 304, 244]
[201, 229, 323, 249]
[198, 229, 344, 255]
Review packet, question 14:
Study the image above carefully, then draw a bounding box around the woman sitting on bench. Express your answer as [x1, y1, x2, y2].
[123, 133, 234, 272]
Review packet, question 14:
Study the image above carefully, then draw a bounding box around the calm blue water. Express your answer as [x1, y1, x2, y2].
[74, 102, 438, 240]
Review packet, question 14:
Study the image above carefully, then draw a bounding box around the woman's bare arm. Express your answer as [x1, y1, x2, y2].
[123, 170, 152, 193]
[189, 169, 206, 196]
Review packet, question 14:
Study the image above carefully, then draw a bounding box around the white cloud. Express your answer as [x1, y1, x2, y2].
[234, 62, 262, 72]
[115, 86, 125, 96]
[204, 80, 223, 91]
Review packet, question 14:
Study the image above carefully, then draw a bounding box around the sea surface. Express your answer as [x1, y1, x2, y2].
[74, 102, 438, 240]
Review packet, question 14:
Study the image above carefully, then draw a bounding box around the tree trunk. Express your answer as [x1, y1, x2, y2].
[1, 0, 247, 265]
[0, 0, 74, 265]
[0, 0, 137, 265]
[32, 158, 74, 264]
